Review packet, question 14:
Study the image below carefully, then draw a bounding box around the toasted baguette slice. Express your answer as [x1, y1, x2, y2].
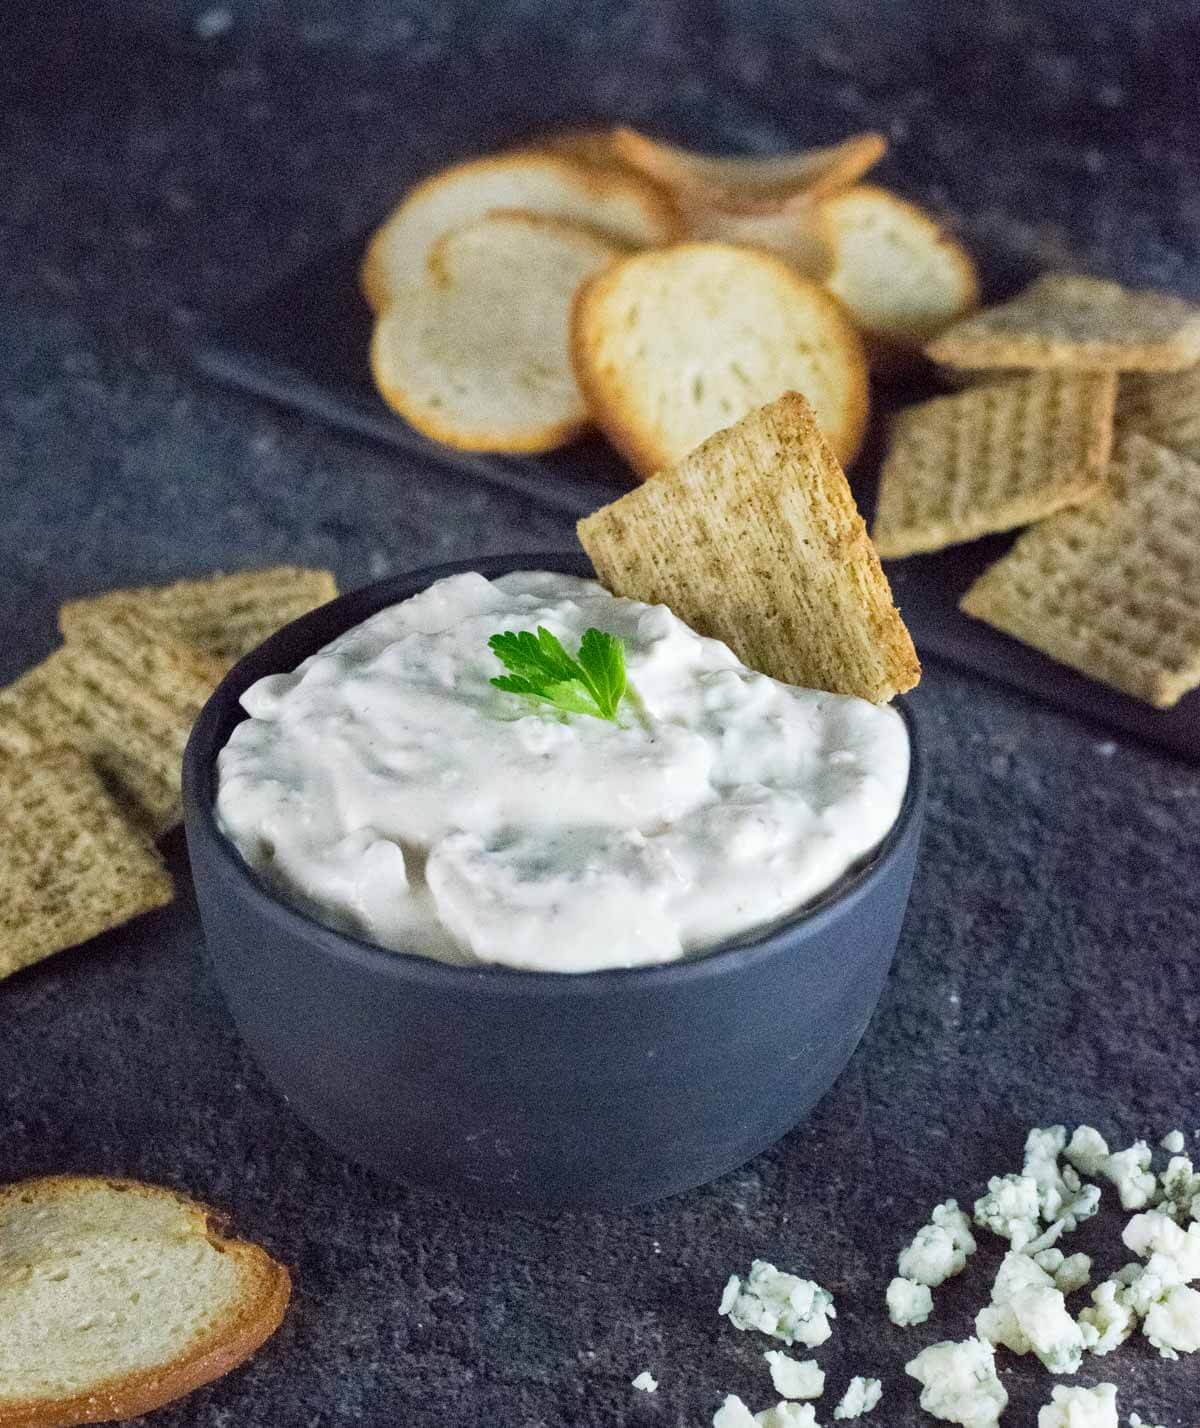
[672, 195, 835, 280]
[371, 212, 619, 454]
[578, 392, 919, 703]
[0, 1175, 290, 1428]
[613, 127, 886, 208]
[821, 185, 979, 373]
[361, 151, 675, 311]
[571, 241, 869, 474]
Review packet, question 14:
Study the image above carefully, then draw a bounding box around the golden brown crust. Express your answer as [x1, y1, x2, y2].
[570, 241, 870, 477]
[0, 1176, 291, 1428]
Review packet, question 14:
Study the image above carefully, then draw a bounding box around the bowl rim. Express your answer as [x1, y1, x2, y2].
[183, 551, 926, 998]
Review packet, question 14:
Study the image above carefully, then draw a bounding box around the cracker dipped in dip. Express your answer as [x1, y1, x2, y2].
[216, 570, 909, 972]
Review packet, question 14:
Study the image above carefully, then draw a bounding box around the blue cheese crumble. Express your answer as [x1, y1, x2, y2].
[1037, 1382, 1118, 1428]
[974, 1251, 1098, 1373]
[897, 1200, 977, 1286]
[832, 1377, 881, 1419]
[719, 1262, 835, 1348]
[764, 1351, 824, 1400]
[712, 1396, 822, 1428]
[905, 1337, 1007, 1427]
[886, 1275, 933, 1326]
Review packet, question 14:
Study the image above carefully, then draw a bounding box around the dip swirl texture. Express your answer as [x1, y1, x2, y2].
[216, 571, 909, 972]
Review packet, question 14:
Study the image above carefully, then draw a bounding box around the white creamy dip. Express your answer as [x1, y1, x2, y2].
[216, 571, 909, 972]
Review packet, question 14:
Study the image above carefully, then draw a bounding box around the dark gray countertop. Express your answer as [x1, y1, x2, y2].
[2, 3, 1198, 1423]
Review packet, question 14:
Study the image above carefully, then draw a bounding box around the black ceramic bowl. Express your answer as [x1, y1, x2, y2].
[183, 552, 925, 1210]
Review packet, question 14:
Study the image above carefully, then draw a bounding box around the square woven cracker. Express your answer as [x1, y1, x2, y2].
[0, 746, 173, 980]
[927, 273, 1200, 372]
[59, 565, 337, 668]
[578, 391, 920, 702]
[0, 605, 225, 836]
[872, 370, 1115, 557]
[960, 434, 1200, 707]
[1115, 364, 1200, 464]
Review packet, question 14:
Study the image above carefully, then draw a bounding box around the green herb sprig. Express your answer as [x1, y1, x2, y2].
[488, 626, 628, 723]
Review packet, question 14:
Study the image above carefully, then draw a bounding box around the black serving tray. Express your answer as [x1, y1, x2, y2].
[191, 235, 1199, 762]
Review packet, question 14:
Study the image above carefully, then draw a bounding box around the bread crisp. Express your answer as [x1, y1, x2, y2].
[0, 605, 225, 836]
[0, 1175, 290, 1428]
[872, 370, 1115, 557]
[59, 565, 337, 668]
[612, 127, 887, 208]
[960, 434, 1200, 707]
[821, 184, 979, 373]
[570, 241, 870, 475]
[0, 748, 173, 982]
[1115, 363, 1200, 463]
[927, 273, 1200, 372]
[360, 150, 675, 311]
[578, 392, 919, 703]
[372, 212, 619, 454]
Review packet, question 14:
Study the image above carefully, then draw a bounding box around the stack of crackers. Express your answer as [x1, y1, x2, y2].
[363, 126, 978, 473]
[0, 566, 336, 982]
[869, 273, 1200, 708]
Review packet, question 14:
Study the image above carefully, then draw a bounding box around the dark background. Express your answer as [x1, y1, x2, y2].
[2, 2, 1198, 1423]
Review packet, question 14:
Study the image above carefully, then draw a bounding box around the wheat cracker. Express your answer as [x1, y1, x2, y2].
[960, 434, 1200, 707]
[872, 370, 1115, 557]
[927, 273, 1200, 372]
[0, 747, 173, 981]
[1115, 363, 1200, 463]
[59, 565, 337, 668]
[578, 392, 919, 703]
[0, 606, 225, 836]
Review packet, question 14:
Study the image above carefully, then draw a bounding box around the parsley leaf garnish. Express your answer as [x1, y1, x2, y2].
[488, 626, 628, 722]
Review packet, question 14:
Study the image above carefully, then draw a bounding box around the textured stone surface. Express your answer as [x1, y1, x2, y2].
[1, 2, 1199, 1423]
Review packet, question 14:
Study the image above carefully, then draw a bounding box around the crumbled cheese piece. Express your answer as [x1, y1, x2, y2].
[975, 1251, 1096, 1373]
[1037, 1382, 1118, 1428]
[1065, 1125, 1110, 1178]
[905, 1338, 1008, 1428]
[1123, 1209, 1200, 1279]
[756, 1404, 821, 1428]
[714, 1395, 759, 1428]
[1143, 1282, 1200, 1359]
[1034, 1249, 1092, 1295]
[1078, 1278, 1137, 1355]
[1025, 1125, 1072, 1220]
[1117, 1254, 1184, 1318]
[1155, 1155, 1200, 1223]
[715, 1400, 823, 1428]
[974, 1173, 1041, 1248]
[833, 1377, 881, 1419]
[764, 1351, 824, 1400]
[720, 1262, 835, 1347]
[1161, 1130, 1186, 1155]
[886, 1276, 933, 1327]
[1129, 1413, 1166, 1428]
[897, 1200, 976, 1287]
[632, 1371, 657, 1392]
[1104, 1141, 1157, 1210]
